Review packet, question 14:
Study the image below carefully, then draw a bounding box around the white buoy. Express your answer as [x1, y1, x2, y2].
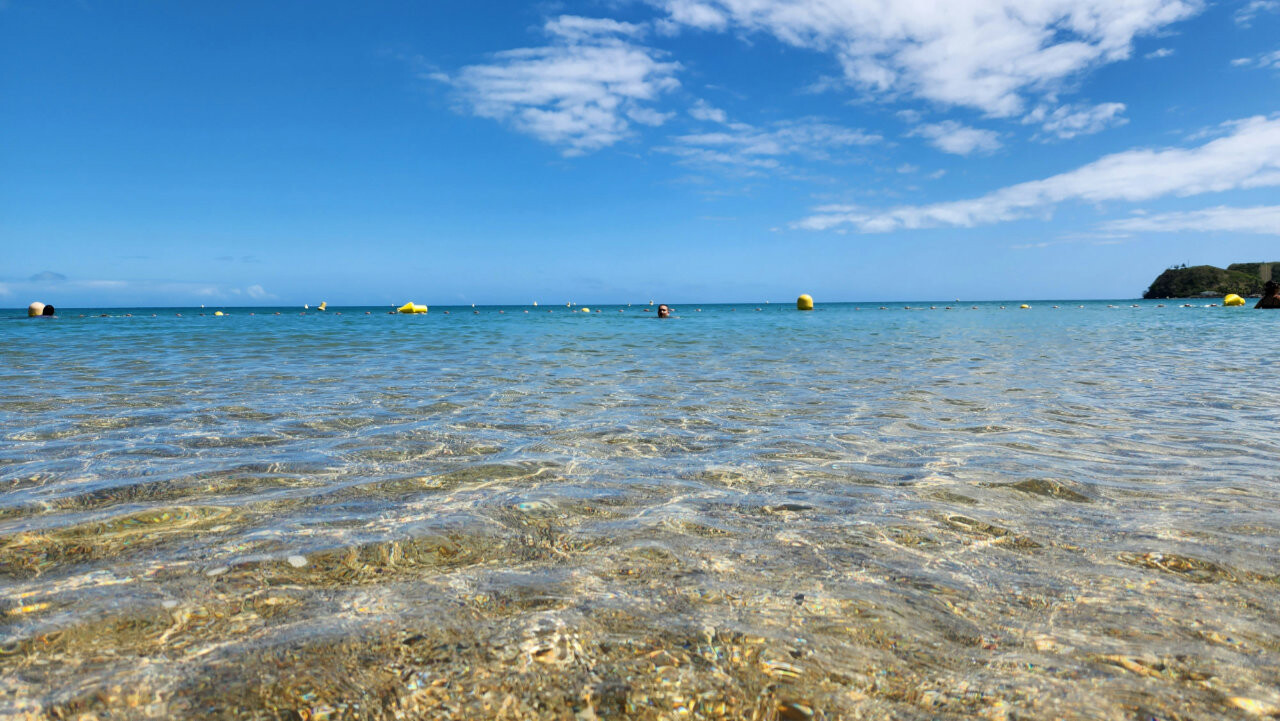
[27, 302, 45, 317]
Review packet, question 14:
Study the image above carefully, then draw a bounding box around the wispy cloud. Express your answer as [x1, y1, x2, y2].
[437, 15, 680, 155]
[1099, 205, 1280, 234]
[689, 99, 727, 123]
[1231, 49, 1280, 70]
[1236, 0, 1279, 26]
[2, 277, 278, 303]
[654, 0, 1202, 116]
[908, 121, 1001, 155]
[1145, 47, 1174, 59]
[658, 116, 881, 172]
[1025, 102, 1128, 139]
[793, 114, 1280, 232]
[28, 270, 68, 282]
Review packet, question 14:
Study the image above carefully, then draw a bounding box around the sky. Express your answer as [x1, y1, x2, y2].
[2, 0, 1278, 306]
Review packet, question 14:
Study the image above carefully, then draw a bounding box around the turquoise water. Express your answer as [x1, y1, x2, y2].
[2, 301, 1279, 719]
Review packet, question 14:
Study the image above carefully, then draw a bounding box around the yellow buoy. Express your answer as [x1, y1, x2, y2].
[214, 311, 224, 316]
[797, 294, 814, 311]
[27, 302, 45, 317]
[318, 301, 327, 311]
[1020, 304, 1030, 309]
[396, 302, 428, 314]
[580, 307, 590, 313]
[1223, 294, 1245, 307]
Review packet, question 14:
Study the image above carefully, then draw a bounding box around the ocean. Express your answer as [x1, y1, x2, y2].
[2, 301, 1278, 719]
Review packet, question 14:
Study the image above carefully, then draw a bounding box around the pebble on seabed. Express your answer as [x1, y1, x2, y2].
[287, 555, 308, 568]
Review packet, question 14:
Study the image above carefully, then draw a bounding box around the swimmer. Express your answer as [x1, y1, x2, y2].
[1257, 281, 1280, 308]
[657, 304, 673, 319]
[41, 304, 56, 316]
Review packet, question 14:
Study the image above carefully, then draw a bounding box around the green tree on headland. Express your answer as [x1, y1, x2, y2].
[1143, 263, 1276, 299]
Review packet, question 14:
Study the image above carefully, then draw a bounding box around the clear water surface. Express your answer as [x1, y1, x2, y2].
[2, 301, 1278, 719]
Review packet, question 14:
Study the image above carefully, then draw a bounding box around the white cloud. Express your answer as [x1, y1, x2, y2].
[627, 107, 675, 126]
[689, 99, 728, 123]
[1145, 47, 1174, 59]
[246, 284, 274, 300]
[1099, 205, 1280, 234]
[1236, 0, 1279, 26]
[1231, 49, 1280, 70]
[0, 278, 256, 302]
[1026, 102, 1128, 139]
[655, 0, 1201, 116]
[793, 114, 1280, 232]
[659, 117, 881, 171]
[543, 16, 645, 41]
[440, 16, 680, 154]
[909, 120, 1002, 155]
[660, 1, 729, 30]
[896, 109, 923, 124]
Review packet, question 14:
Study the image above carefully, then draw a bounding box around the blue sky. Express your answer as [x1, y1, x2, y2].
[2, 0, 1278, 306]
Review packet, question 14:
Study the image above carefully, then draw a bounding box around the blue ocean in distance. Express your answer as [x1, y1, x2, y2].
[2, 300, 1278, 719]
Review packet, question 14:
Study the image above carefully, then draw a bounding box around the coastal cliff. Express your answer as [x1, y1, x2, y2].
[1143, 262, 1276, 299]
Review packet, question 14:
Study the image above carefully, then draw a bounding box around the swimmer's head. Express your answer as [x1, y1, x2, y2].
[1266, 280, 1280, 295]
[657, 304, 670, 318]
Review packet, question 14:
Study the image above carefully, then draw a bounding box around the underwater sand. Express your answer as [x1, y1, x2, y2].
[2, 302, 1278, 719]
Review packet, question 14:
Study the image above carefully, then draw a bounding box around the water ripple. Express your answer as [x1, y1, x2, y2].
[2, 303, 1279, 719]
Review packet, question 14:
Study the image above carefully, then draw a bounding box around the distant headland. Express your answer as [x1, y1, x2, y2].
[1143, 262, 1276, 299]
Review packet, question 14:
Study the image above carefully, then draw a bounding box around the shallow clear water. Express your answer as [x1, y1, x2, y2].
[2, 301, 1278, 720]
